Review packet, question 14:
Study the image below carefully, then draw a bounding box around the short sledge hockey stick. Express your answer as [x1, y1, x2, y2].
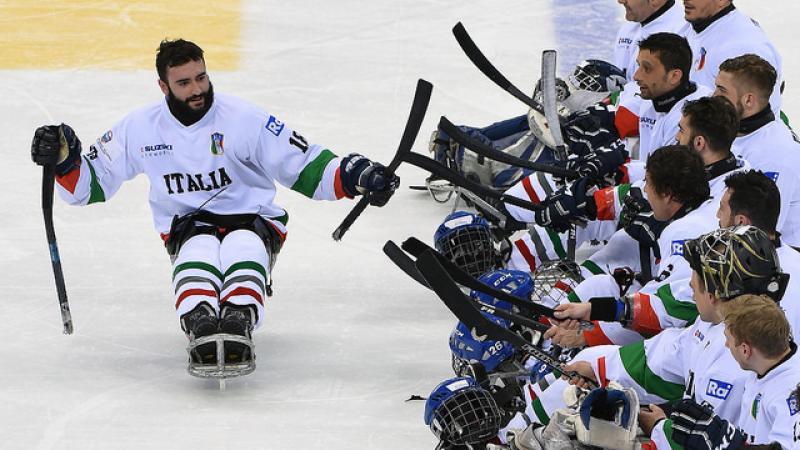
[437, 116, 578, 179]
[452, 22, 548, 116]
[415, 250, 598, 389]
[41, 164, 74, 334]
[382, 240, 550, 333]
[401, 237, 594, 330]
[332, 79, 433, 241]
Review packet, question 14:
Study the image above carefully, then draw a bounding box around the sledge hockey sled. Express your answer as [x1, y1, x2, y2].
[187, 333, 256, 387]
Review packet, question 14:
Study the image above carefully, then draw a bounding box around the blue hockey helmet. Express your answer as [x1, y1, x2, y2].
[424, 376, 503, 446]
[449, 313, 514, 374]
[434, 211, 497, 278]
[471, 269, 535, 307]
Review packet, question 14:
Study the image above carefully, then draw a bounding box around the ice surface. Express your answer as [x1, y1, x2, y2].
[1, 1, 797, 448]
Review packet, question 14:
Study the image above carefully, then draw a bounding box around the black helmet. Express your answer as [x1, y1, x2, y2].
[683, 225, 789, 301]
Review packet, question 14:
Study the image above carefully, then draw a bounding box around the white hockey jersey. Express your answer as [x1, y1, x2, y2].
[737, 346, 800, 449]
[55, 93, 346, 236]
[731, 120, 800, 247]
[613, 0, 687, 81]
[635, 83, 712, 161]
[681, 7, 783, 115]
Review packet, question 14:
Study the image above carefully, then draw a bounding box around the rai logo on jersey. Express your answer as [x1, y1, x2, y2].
[788, 392, 799, 416]
[266, 115, 285, 136]
[706, 379, 733, 400]
[765, 171, 780, 182]
[671, 240, 685, 256]
[210, 132, 224, 156]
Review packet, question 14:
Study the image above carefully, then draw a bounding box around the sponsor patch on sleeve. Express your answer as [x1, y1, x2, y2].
[671, 240, 685, 256]
[788, 392, 799, 416]
[265, 115, 285, 137]
[764, 171, 780, 182]
[706, 379, 733, 400]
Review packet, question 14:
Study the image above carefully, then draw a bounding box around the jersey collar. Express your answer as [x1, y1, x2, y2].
[641, 0, 675, 26]
[652, 81, 697, 113]
[738, 107, 775, 135]
[690, 3, 736, 33]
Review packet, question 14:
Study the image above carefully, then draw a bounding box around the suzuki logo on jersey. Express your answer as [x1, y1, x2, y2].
[163, 167, 232, 194]
[706, 379, 733, 400]
[265, 116, 285, 136]
[210, 132, 224, 156]
[640, 117, 657, 127]
[671, 240, 685, 256]
[765, 171, 780, 182]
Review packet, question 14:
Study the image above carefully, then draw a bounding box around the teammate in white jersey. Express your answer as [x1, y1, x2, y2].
[614, 0, 686, 81]
[29, 39, 399, 370]
[712, 54, 800, 248]
[668, 294, 800, 450]
[680, 0, 783, 116]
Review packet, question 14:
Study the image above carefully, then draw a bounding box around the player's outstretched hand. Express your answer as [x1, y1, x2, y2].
[670, 399, 746, 450]
[638, 404, 666, 436]
[31, 123, 81, 175]
[340, 153, 400, 207]
[544, 323, 586, 349]
[552, 302, 592, 321]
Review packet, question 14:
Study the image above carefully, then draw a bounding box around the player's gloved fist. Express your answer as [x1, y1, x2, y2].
[534, 176, 598, 233]
[565, 140, 626, 184]
[670, 399, 746, 450]
[563, 105, 619, 158]
[623, 211, 667, 257]
[340, 153, 400, 207]
[31, 123, 82, 175]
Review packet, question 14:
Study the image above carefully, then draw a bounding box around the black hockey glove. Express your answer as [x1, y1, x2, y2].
[534, 176, 598, 233]
[31, 123, 82, 175]
[670, 399, 746, 450]
[340, 153, 400, 207]
[565, 140, 626, 184]
[623, 211, 667, 258]
[563, 105, 619, 158]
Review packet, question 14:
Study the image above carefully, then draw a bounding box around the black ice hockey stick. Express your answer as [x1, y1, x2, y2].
[41, 164, 74, 334]
[332, 79, 433, 241]
[382, 240, 550, 333]
[415, 250, 597, 389]
[452, 22, 549, 117]
[437, 116, 578, 179]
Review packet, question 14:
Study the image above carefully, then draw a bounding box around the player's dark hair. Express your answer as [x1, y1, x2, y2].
[682, 96, 739, 154]
[719, 54, 778, 101]
[156, 39, 205, 82]
[638, 32, 692, 84]
[646, 145, 709, 206]
[724, 170, 781, 233]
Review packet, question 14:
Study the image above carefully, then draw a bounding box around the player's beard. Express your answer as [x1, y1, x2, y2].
[167, 82, 215, 126]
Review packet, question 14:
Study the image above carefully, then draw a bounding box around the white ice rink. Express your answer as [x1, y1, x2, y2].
[2, 1, 799, 448]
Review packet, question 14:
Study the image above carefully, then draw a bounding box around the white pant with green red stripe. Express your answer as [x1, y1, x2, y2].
[172, 230, 269, 329]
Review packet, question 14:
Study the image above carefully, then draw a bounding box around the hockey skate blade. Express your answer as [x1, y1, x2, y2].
[186, 333, 256, 379]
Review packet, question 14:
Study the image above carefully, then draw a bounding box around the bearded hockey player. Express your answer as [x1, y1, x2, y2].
[28, 39, 399, 378]
[680, 0, 783, 116]
[713, 54, 800, 248]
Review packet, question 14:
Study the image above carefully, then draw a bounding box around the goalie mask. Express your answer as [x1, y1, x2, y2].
[434, 211, 499, 278]
[683, 225, 789, 301]
[424, 377, 503, 447]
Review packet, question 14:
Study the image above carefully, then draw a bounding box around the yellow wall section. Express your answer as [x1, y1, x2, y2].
[0, 1, 240, 70]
